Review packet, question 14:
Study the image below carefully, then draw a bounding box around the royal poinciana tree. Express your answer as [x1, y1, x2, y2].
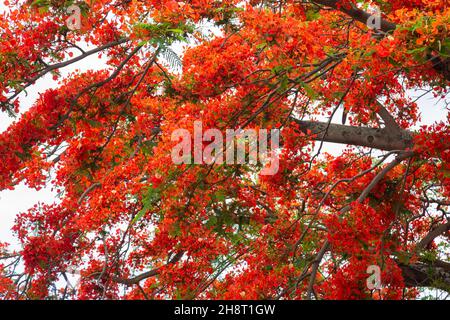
[0, 0, 449, 300]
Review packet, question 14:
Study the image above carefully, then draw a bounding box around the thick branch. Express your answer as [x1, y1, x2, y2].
[416, 222, 450, 252]
[292, 118, 413, 151]
[306, 240, 329, 300]
[376, 103, 402, 134]
[312, 0, 396, 33]
[153, 118, 413, 151]
[400, 262, 450, 292]
[112, 251, 184, 286]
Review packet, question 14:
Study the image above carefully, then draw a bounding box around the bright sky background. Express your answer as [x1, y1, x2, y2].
[0, 1, 448, 254]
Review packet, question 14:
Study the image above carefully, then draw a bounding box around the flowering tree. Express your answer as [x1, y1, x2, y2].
[0, 0, 449, 300]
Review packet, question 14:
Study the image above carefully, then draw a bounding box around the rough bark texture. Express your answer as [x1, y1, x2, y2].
[313, 0, 396, 32]
[400, 262, 450, 292]
[292, 118, 414, 151]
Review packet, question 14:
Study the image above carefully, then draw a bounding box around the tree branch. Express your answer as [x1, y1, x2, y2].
[2, 38, 130, 108]
[416, 222, 450, 252]
[312, 0, 396, 33]
[376, 102, 402, 134]
[311, 0, 450, 81]
[399, 262, 450, 292]
[292, 118, 413, 151]
[111, 251, 184, 286]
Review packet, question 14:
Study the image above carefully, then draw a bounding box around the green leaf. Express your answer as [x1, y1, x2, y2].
[132, 186, 160, 224]
[85, 119, 103, 128]
[271, 65, 285, 75]
[206, 215, 218, 228]
[167, 28, 184, 34]
[407, 47, 427, 55]
[302, 83, 318, 99]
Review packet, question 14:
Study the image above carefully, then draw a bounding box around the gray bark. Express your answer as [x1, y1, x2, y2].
[291, 118, 413, 151]
[400, 262, 450, 293]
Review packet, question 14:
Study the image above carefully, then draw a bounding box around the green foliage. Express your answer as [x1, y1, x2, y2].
[160, 46, 183, 71]
[135, 21, 194, 45]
